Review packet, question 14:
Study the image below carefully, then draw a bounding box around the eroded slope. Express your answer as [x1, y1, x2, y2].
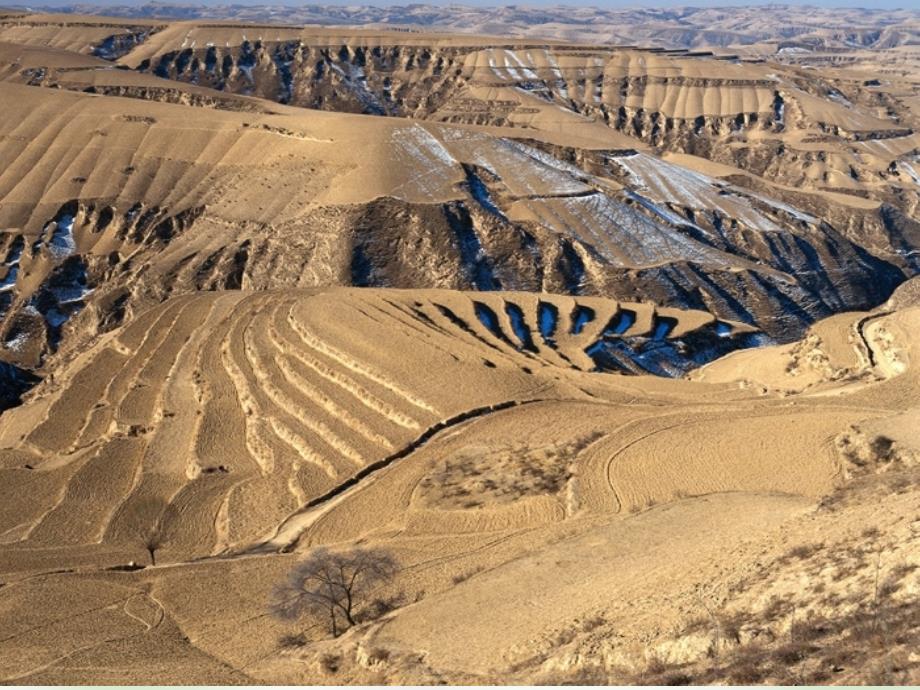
[0, 77, 910, 381]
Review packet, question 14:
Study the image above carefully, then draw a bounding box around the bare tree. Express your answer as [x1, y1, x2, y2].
[271, 546, 398, 637]
[143, 522, 163, 566]
[125, 497, 172, 567]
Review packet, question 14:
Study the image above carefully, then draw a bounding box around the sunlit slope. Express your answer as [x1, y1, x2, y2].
[0, 18, 916, 374]
[1, 285, 917, 683]
[0, 13, 160, 54]
[0, 288, 754, 562]
[271, 284, 920, 682]
[109, 18, 919, 279]
[7, 13, 917, 203]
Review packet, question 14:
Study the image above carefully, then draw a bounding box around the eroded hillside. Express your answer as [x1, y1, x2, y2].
[1, 22, 919, 382]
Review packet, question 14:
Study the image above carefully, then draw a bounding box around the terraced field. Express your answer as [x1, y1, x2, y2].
[0, 282, 918, 683]
[0, 289, 753, 558]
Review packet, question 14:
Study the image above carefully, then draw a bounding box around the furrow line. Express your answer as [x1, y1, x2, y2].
[286, 306, 440, 416]
[244, 325, 365, 467]
[271, 319, 422, 431]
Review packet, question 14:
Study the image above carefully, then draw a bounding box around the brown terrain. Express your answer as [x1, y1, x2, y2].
[0, 5, 917, 685]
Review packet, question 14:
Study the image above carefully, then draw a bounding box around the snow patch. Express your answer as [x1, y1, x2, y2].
[899, 161, 920, 186]
[827, 89, 853, 110]
[389, 125, 458, 197]
[3, 333, 27, 351]
[474, 302, 502, 337]
[0, 265, 18, 292]
[47, 215, 76, 260]
[504, 50, 539, 80]
[525, 192, 727, 268]
[609, 310, 636, 335]
[652, 317, 675, 340]
[715, 321, 732, 337]
[505, 302, 536, 351]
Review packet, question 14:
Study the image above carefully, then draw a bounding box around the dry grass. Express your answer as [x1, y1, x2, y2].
[819, 465, 919, 512]
[415, 434, 601, 509]
[610, 595, 920, 686]
[543, 462, 920, 687]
